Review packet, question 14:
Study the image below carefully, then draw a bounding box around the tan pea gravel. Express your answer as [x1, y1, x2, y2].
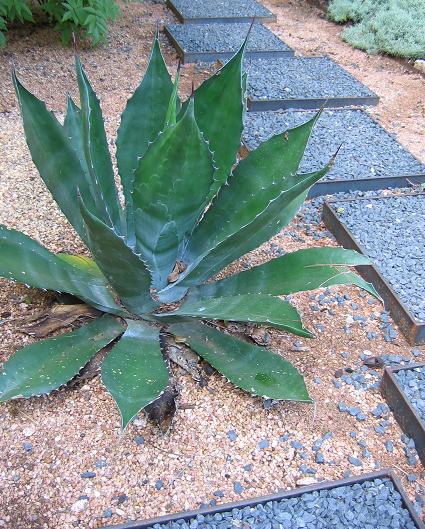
[1, 1, 425, 528]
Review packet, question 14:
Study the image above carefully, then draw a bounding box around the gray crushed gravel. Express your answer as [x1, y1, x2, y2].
[150, 478, 417, 529]
[395, 366, 425, 423]
[165, 23, 292, 58]
[169, 0, 274, 20]
[330, 194, 425, 321]
[242, 109, 425, 181]
[246, 57, 377, 102]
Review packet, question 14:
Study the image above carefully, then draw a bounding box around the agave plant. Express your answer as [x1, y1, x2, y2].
[0, 33, 378, 429]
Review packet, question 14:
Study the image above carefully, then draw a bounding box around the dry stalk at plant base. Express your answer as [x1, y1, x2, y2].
[0, 31, 381, 430]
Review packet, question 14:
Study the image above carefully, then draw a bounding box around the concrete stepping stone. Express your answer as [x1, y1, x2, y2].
[245, 57, 379, 110]
[164, 23, 293, 63]
[166, 0, 276, 24]
[242, 108, 425, 195]
[323, 193, 425, 344]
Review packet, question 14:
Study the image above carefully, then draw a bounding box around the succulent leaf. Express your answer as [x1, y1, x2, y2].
[13, 74, 96, 246]
[190, 40, 246, 200]
[0, 315, 125, 401]
[164, 65, 181, 128]
[75, 57, 125, 236]
[0, 225, 125, 315]
[63, 96, 112, 223]
[188, 247, 381, 300]
[79, 198, 157, 315]
[101, 319, 169, 430]
[169, 114, 323, 289]
[116, 33, 177, 246]
[158, 294, 313, 338]
[133, 98, 215, 289]
[169, 321, 311, 402]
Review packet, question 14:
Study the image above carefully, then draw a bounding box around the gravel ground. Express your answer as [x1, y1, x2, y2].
[395, 366, 425, 424]
[243, 109, 425, 182]
[330, 194, 425, 321]
[150, 478, 417, 529]
[246, 57, 377, 103]
[165, 23, 292, 60]
[169, 0, 275, 21]
[1, 1, 425, 529]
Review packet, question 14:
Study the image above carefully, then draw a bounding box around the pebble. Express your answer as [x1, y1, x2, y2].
[258, 439, 269, 450]
[227, 430, 238, 442]
[233, 482, 244, 494]
[348, 455, 362, 467]
[80, 471, 96, 479]
[22, 427, 35, 438]
[155, 479, 164, 491]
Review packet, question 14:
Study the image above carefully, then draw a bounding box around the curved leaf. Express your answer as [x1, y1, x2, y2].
[161, 113, 323, 293]
[75, 56, 124, 236]
[63, 95, 110, 222]
[116, 33, 177, 246]
[133, 98, 215, 289]
[101, 320, 169, 430]
[164, 65, 181, 128]
[79, 198, 157, 315]
[191, 39, 246, 199]
[188, 247, 381, 300]
[159, 294, 313, 338]
[0, 315, 125, 401]
[13, 73, 95, 246]
[0, 225, 125, 315]
[168, 320, 311, 402]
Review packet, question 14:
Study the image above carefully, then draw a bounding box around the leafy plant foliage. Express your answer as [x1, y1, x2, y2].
[328, 0, 425, 59]
[0, 33, 379, 429]
[0, 0, 121, 46]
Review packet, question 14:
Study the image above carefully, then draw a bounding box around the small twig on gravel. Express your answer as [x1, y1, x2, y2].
[393, 465, 425, 488]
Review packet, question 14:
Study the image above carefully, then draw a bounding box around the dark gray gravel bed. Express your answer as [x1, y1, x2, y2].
[395, 366, 425, 424]
[330, 194, 425, 321]
[150, 478, 417, 529]
[243, 109, 425, 182]
[245, 57, 378, 108]
[168, 0, 275, 22]
[165, 23, 292, 62]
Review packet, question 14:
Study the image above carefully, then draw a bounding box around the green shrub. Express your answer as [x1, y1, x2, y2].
[328, 0, 425, 59]
[0, 34, 379, 430]
[0, 0, 122, 46]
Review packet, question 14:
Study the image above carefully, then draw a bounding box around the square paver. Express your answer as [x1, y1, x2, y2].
[243, 108, 425, 195]
[166, 0, 276, 24]
[164, 23, 293, 63]
[246, 57, 379, 110]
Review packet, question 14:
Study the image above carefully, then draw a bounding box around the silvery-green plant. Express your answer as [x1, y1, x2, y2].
[0, 33, 378, 429]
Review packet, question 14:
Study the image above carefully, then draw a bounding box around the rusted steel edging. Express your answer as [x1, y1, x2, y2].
[102, 469, 424, 529]
[382, 363, 425, 466]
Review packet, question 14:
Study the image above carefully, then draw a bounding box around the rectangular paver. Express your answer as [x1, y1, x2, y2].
[246, 57, 379, 110]
[166, 0, 276, 24]
[164, 23, 293, 63]
[242, 108, 425, 195]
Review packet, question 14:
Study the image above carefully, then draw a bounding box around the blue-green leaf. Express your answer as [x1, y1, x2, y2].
[169, 320, 311, 402]
[0, 315, 125, 401]
[101, 320, 169, 430]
